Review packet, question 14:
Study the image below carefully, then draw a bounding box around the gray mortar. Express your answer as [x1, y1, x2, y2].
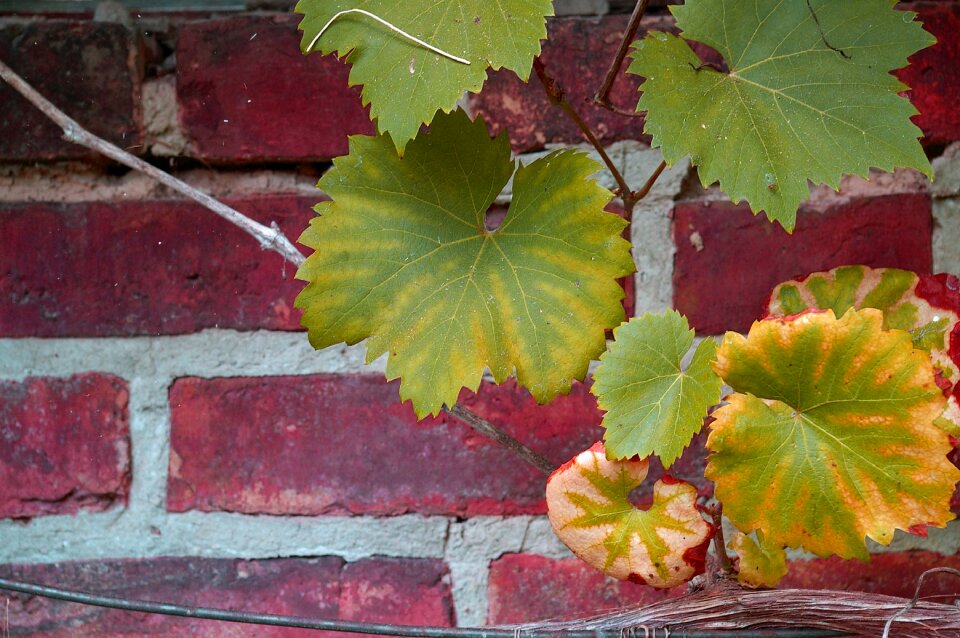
[933, 143, 960, 275]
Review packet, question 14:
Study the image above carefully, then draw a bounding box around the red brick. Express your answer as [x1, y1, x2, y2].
[897, 3, 960, 147]
[0, 21, 142, 161]
[168, 375, 602, 516]
[487, 554, 684, 624]
[0, 556, 452, 637]
[0, 196, 315, 337]
[780, 551, 960, 598]
[0, 374, 129, 519]
[177, 15, 375, 162]
[673, 193, 933, 334]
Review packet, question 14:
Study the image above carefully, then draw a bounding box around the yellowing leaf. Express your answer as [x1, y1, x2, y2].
[729, 530, 787, 589]
[768, 266, 960, 435]
[592, 311, 722, 467]
[628, 1, 934, 231]
[296, 0, 552, 151]
[707, 309, 958, 560]
[546, 442, 713, 588]
[295, 110, 634, 418]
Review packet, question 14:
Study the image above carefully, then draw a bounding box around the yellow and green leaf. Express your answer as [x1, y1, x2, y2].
[295, 110, 634, 418]
[768, 266, 960, 436]
[546, 442, 713, 588]
[592, 311, 722, 467]
[628, 0, 934, 231]
[707, 309, 959, 560]
[296, 0, 552, 152]
[729, 530, 787, 588]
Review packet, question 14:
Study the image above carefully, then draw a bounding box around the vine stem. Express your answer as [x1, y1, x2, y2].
[705, 502, 734, 575]
[0, 57, 554, 476]
[594, 0, 651, 110]
[443, 405, 554, 475]
[0, 58, 306, 269]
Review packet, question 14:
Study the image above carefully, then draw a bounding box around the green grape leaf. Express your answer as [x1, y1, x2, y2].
[546, 442, 713, 588]
[729, 530, 787, 589]
[295, 110, 634, 418]
[767, 266, 960, 435]
[296, 0, 552, 152]
[707, 309, 958, 560]
[628, 0, 934, 231]
[592, 310, 722, 467]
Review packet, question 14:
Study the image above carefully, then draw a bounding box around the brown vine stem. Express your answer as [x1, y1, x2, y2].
[705, 502, 734, 575]
[0, 56, 555, 476]
[594, 0, 651, 110]
[0, 58, 306, 268]
[443, 405, 555, 475]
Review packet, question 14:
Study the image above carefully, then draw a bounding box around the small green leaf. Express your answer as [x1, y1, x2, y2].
[592, 311, 722, 467]
[296, 0, 552, 151]
[295, 110, 634, 418]
[628, 0, 934, 231]
[546, 442, 713, 588]
[729, 530, 787, 589]
[767, 266, 960, 435]
[707, 309, 958, 560]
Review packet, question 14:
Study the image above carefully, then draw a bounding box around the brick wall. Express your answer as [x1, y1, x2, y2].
[2, 2, 960, 635]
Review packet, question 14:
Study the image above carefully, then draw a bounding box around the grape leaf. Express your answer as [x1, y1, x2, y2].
[706, 309, 958, 560]
[729, 530, 787, 589]
[546, 442, 713, 588]
[296, 0, 552, 152]
[767, 266, 960, 436]
[592, 310, 722, 467]
[295, 110, 634, 418]
[628, 0, 934, 231]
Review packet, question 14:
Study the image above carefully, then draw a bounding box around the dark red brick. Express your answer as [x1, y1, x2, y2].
[167, 375, 603, 516]
[487, 554, 684, 624]
[0, 21, 142, 161]
[673, 193, 933, 334]
[0, 374, 129, 519]
[0, 196, 315, 337]
[468, 16, 664, 152]
[897, 3, 960, 147]
[0, 556, 452, 637]
[781, 551, 960, 598]
[177, 15, 375, 162]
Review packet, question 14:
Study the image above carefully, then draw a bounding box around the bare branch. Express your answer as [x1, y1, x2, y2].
[594, 0, 650, 109]
[0, 58, 306, 268]
[443, 404, 555, 476]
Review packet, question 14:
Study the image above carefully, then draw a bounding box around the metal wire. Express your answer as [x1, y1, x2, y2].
[0, 576, 848, 638]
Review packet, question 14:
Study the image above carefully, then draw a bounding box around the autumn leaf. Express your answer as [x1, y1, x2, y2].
[296, 0, 552, 152]
[295, 110, 634, 418]
[546, 442, 713, 588]
[707, 309, 958, 560]
[767, 266, 960, 436]
[729, 530, 787, 589]
[628, 0, 933, 231]
[592, 311, 721, 467]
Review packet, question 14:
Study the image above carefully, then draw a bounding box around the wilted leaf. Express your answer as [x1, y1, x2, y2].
[296, 0, 552, 151]
[768, 266, 960, 436]
[707, 309, 958, 560]
[729, 530, 787, 588]
[628, 0, 933, 231]
[295, 110, 634, 418]
[546, 442, 713, 588]
[592, 311, 722, 467]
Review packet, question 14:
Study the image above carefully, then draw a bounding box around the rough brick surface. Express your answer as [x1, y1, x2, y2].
[0, 374, 129, 519]
[178, 15, 375, 162]
[487, 554, 684, 624]
[468, 16, 657, 152]
[167, 375, 602, 516]
[780, 551, 960, 598]
[673, 193, 933, 334]
[0, 21, 142, 161]
[0, 556, 452, 637]
[898, 3, 960, 147]
[0, 196, 314, 337]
